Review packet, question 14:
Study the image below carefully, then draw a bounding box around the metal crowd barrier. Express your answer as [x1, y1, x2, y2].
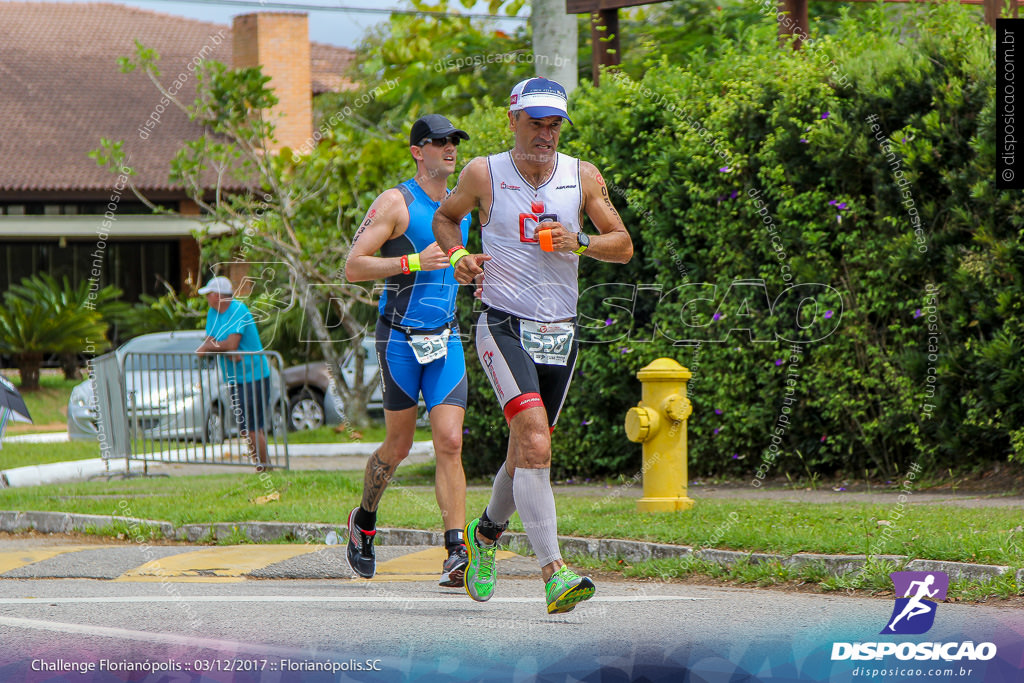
[93, 350, 289, 474]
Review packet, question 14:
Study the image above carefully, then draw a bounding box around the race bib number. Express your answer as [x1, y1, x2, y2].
[520, 320, 575, 366]
[409, 329, 450, 365]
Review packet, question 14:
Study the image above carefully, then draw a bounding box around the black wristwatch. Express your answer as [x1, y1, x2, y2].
[573, 231, 590, 256]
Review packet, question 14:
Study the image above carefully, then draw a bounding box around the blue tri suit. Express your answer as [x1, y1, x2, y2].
[375, 178, 471, 412]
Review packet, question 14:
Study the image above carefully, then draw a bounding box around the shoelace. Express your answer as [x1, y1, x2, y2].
[358, 529, 375, 557]
[550, 567, 577, 590]
[477, 543, 496, 581]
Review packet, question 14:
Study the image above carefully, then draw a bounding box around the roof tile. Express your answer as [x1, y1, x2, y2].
[0, 2, 355, 193]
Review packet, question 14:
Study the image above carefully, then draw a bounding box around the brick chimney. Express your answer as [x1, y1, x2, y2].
[232, 13, 312, 152]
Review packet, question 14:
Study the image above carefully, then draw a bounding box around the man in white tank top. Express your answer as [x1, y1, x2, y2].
[433, 77, 633, 614]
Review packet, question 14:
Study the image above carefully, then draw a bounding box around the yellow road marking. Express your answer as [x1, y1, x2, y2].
[114, 544, 321, 582]
[4, 543, 527, 584]
[360, 546, 520, 582]
[0, 547, 110, 574]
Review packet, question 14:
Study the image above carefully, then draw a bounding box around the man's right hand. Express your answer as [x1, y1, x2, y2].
[453, 253, 491, 284]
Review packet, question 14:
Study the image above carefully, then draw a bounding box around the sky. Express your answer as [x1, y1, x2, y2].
[55, 0, 529, 48]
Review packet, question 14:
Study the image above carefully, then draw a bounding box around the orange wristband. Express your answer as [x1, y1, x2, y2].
[538, 228, 554, 252]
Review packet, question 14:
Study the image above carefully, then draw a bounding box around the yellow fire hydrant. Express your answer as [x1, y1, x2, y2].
[624, 358, 694, 512]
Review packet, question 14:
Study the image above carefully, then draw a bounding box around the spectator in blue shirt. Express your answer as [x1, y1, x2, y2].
[196, 276, 272, 472]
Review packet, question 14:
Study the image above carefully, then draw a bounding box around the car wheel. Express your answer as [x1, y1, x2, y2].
[288, 388, 325, 431]
[205, 403, 226, 444]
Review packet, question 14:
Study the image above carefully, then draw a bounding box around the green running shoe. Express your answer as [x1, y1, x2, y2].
[464, 518, 498, 602]
[545, 566, 596, 614]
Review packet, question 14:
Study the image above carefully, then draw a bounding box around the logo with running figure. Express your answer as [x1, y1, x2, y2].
[881, 571, 948, 635]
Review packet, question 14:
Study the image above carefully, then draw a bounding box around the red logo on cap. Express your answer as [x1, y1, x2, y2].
[510, 94, 518, 105]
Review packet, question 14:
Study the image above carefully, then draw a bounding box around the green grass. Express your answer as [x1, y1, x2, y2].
[285, 424, 432, 444]
[5, 373, 79, 431]
[0, 439, 101, 470]
[1, 466, 1019, 599]
[569, 554, 1021, 601]
[1, 468, 1021, 568]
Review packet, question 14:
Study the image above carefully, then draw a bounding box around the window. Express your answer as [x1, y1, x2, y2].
[0, 240, 180, 301]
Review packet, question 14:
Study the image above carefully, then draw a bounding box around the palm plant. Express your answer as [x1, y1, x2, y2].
[0, 275, 113, 388]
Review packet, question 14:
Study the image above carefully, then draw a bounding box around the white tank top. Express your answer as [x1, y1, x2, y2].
[481, 151, 583, 321]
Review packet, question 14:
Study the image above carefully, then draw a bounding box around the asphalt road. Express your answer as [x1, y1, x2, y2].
[0, 539, 1022, 682]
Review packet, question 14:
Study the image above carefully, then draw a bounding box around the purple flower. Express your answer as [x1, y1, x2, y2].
[837, 202, 848, 210]
[821, 112, 830, 119]
[775, 359, 784, 366]
[730, 190, 738, 199]
[913, 309, 923, 319]
[714, 409, 723, 415]
[824, 310, 834, 319]
[463, 428, 470, 434]
[713, 312, 722, 321]
[719, 166, 730, 173]
[828, 199, 837, 206]
[581, 419, 591, 426]
[799, 138, 808, 143]
[604, 318, 613, 326]
[732, 453, 740, 459]
[713, 428, 720, 435]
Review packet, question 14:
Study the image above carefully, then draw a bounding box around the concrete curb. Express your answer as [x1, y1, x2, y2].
[0, 459, 152, 487]
[904, 558, 1012, 582]
[0, 510, 1017, 585]
[0, 442, 432, 489]
[0, 442, 433, 490]
[0, 510, 175, 539]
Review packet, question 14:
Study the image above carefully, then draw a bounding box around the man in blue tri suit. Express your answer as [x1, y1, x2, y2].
[344, 114, 473, 587]
[196, 275, 273, 473]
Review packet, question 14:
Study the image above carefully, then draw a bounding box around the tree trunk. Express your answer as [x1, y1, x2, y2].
[61, 352, 82, 381]
[286, 257, 375, 429]
[343, 386, 371, 430]
[531, 0, 579, 93]
[16, 352, 43, 391]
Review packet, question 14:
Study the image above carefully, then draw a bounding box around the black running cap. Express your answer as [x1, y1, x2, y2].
[410, 114, 469, 147]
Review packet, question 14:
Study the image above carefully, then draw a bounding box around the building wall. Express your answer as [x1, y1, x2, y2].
[232, 13, 313, 153]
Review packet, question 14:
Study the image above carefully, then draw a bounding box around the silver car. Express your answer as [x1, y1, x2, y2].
[68, 330, 284, 442]
[323, 339, 429, 427]
[286, 339, 386, 431]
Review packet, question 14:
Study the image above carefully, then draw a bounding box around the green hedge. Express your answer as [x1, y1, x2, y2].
[454, 5, 1021, 480]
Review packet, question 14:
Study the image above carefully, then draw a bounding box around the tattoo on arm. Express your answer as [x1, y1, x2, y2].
[600, 184, 622, 220]
[351, 208, 379, 246]
[361, 449, 396, 512]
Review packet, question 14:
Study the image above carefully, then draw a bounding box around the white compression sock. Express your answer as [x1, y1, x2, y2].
[484, 464, 516, 527]
[512, 467, 561, 567]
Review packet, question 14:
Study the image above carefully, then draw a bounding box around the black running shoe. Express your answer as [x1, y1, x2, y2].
[346, 506, 376, 579]
[439, 544, 469, 587]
